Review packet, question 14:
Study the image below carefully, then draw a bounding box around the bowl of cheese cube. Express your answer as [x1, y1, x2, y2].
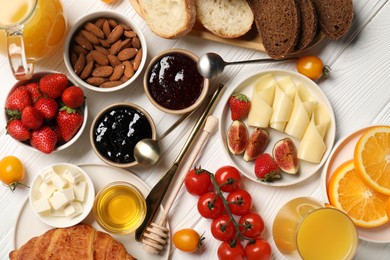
[29, 163, 95, 228]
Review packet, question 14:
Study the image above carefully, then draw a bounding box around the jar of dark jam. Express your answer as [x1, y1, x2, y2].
[146, 52, 205, 111]
[92, 104, 154, 165]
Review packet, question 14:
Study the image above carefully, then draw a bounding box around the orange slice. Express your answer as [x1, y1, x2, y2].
[354, 125, 390, 195]
[328, 160, 389, 228]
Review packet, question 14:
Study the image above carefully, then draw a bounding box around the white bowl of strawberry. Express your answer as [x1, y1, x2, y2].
[5, 72, 88, 154]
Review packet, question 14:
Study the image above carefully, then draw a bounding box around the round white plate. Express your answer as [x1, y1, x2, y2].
[321, 126, 390, 243]
[220, 70, 336, 186]
[13, 164, 171, 259]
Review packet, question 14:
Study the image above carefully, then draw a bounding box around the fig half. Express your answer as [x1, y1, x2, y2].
[272, 138, 299, 174]
[243, 128, 269, 161]
[227, 120, 248, 155]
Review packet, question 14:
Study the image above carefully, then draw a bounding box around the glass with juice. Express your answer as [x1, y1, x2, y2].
[272, 197, 358, 260]
[0, 0, 67, 79]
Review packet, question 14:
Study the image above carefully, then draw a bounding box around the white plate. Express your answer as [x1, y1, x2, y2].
[13, 164, 171, 259]
[220, 70, 336, 186]
[321, 126, 390, 243]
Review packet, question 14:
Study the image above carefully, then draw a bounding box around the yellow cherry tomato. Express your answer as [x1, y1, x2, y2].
[0, 156, 26, 191]
[296, 56, 325, 80]
[173, 229, 203, 253]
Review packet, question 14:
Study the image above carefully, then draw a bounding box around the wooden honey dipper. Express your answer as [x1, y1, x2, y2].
[141, 115, 219, 254]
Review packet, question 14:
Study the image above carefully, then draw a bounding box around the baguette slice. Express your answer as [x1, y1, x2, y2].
[247, 0, 300, 59]
[195, 0, 254, 39]
[138, 0, 196, 39]
[312, 0, 353, 40]
[295, 0, 318, 50]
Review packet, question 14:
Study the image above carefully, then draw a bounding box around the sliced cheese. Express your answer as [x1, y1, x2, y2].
[270, 76, 296, 132]
[74, 181, 87, 202]
[284, 82, 318, 139]
[33, 198, 51, 214]
[64, 202, 83, 218]
[247, 73, 276, 128]
[39, 182, 57, 198]
[49, 191, 70, 210]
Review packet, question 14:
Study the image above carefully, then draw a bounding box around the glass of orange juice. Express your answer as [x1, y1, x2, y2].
[0, 0, 67, 79]
[273, 197, 358, 260]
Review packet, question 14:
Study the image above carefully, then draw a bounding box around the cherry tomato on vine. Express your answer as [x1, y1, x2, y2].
[215, 166, 241, 192]
[184, 168, 212, 196]
[197, 192, 225, 219]
[238, 212, 265, 238]
[0, 156, 26, 191]
[296, 56, 324, 80]
[226, 190, 252, 216]
[245, 238, 272, 260]
[211, 214, 236, 242]
[173, 228, 204, 253]
[217, 241, 245, 260]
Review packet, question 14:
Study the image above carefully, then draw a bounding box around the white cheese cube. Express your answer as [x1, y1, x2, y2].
[50, 208, 65, 217]
[33, 198, 51, 214]
[39, 167, 55, 183]
[51, 173, 67, 190]
[62, 169, 82, 184]
[49, 191, 70, 210]
[64, 202, 83, 218]
[62, 187, 75, 201]
[74, 181, 87, 202]
[39, 182, 57, 198]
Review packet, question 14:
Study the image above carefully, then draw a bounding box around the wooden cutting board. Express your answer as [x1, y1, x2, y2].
[128, 0, 323, 53]
[128, 0, 266, 51]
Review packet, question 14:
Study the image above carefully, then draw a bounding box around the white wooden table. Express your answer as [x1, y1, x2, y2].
[1, 0, 389, 259]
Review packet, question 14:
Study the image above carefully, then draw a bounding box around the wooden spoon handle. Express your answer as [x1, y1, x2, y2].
[158, 115, 219, 226]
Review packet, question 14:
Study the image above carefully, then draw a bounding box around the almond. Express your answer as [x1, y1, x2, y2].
[94, 45, 110, 55]
[94, 18, 106, 29]
[120, 23, 132, 31]
[109, 40, 122, 55]
[87, 77, 106, 86]
[80, 60, 94, 79]
[120, 75, 130, 83]
[103, 20, 111, 38]
[124, 30, 137, 38]
[75, 34, 93, 51]
[81, 30, 100, 45]
[91, 50, 109, 66]
[117, 48, 137, 61]
[74, 53, 86, 75]
[92, 66, 114, 77]
[108, 18, 118, 28]
[107, 25, 124, 44]
[119, 39, 132, 52]
[73, 45, 89, 55]
[71, 52, 78, 67]
[100, 81, 123, 88]
[132, 37, 141, 49]
[85, 22, 105, 38]
[122, 61, 134, 78]
[107, 54, 122, 67]
[132, 48, 143, 71]
[109, 64, 125, 81]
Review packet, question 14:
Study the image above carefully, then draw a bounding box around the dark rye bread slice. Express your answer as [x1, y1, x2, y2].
[295, 0, 318, 50]
[312, 0, 354, 40]
[247, 0, 300, 59]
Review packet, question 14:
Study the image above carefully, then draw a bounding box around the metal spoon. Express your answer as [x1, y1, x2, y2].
[197, 52, 296, 79]
[134, 111, 193, 166]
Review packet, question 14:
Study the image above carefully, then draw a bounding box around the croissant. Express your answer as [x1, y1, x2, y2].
[9, 224, 136, 260]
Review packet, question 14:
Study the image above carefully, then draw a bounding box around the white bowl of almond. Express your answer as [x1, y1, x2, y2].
[29, 163, 95, 228]
[63, 11, 147, 92]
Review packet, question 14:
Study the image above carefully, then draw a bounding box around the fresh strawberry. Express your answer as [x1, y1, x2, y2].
[34, 97, 58, 119]
[6, 119, 31, 141]
[61, 86, 85, 108]
[21, 106, 44, 130]
[25, 82, 41, 102]
[56, 108, 84, 142]
[5, 86, 32, 114]
[229, 93, 251, 121]
[39, 73, 68, 99]
[254, 153, 281, 182]
[30, 126, 57, 154]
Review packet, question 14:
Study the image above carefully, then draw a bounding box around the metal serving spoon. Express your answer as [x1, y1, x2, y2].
[134, 111, 193, 166]
[197, 52, 296, 79]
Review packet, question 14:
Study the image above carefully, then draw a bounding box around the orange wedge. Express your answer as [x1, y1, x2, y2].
[354, 125, 390, 195]
[328, 160, 389, 228]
